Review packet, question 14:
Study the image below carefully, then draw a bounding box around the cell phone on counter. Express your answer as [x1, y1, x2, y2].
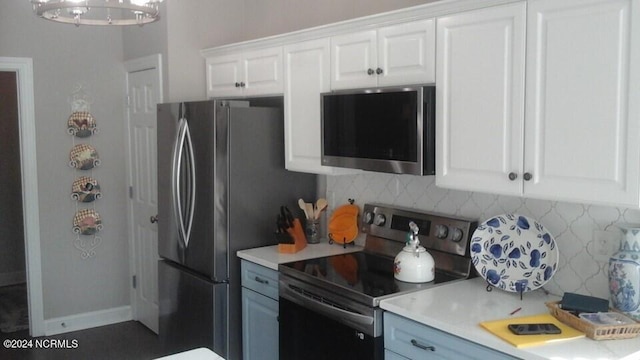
[508, 323, 562, 335]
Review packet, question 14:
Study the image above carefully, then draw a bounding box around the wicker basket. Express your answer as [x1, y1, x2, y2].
[546, 301, 640, 340]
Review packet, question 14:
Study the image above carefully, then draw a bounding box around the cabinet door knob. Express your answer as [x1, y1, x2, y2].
[376, 67, 383, 75]
[523, 172, 532, 181]
[240, 82, 246, 88]
[367, 68, 375, 75]
[234, 82, 241, 88]
[150, 215, 158, 224]
[411, 339, 435, 351]
[508, 172, 518, 181]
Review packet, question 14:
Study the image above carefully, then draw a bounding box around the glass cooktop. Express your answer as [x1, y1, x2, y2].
[279, 251, 462, 304]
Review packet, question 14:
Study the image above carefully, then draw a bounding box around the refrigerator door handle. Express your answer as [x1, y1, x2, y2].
[182, 119, 197, 247]
[172, 117, 189, 248]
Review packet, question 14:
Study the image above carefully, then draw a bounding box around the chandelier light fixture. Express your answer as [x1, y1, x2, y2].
[31, 0, 163, 26]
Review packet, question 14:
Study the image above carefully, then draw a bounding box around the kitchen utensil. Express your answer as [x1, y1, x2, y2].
[281, 206, 294, 228]
[278, 217, 307, 254]
[305, 203, 314, 220]
[314, 198, 328, 219]
[275, 212, 294, 245]
[393, 221, 435, 283]
[298, 198, 310, 219]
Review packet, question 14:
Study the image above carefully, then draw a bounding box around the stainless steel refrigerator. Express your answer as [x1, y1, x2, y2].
[156, 98, 316, 360]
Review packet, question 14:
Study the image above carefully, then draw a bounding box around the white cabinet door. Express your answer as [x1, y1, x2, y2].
[436, 3, 526, 195]
[378, 19, 436, 86]
[331, 20, 436, 90]
[242, 47, 284, 97]
[206, 53, 243, 98]
[205, 47, 283, 98]
[284, 38, 357, 174]
[524, 0, 640, 206]
[331, 30, 378, 90]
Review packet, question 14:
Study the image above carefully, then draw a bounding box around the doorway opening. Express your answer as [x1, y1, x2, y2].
[0, 57, 44, 337]
[0, 71, 28, 335]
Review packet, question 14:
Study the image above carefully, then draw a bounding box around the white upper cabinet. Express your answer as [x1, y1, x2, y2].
[284, 38, 358, 174]
[523, 0, 640, 206]
[331, 19, 436, 90]
[437, 0, 640, 207]
[206, 46, 283, 98]
[436, 3, 526, 195]
[331, 30, 378, 89]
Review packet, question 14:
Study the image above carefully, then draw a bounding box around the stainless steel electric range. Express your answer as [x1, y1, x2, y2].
[278, 203, 478, 360]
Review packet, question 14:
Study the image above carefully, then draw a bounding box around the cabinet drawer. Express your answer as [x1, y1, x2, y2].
[384, 312, 516, 360]
[241, 260, 279, 300]
[385, 349, 410, 360]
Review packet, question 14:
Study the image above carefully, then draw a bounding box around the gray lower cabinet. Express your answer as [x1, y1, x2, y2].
[241, 260, 279, 360]
[385, 348, 410, 360]
[384, 312, 517, 360]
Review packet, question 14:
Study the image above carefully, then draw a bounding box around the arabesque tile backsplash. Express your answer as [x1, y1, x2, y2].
[326, 173, 640, 300]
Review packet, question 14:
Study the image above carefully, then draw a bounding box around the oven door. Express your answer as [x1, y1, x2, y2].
[279, 276, 383, 360]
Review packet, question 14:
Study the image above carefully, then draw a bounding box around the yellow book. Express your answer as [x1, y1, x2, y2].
[480, 313, 585, 348]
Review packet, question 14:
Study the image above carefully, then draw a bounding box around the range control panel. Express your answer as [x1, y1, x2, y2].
[361, 203, 477, 257]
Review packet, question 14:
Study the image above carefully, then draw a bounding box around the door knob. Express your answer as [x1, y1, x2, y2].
[376, 67, 383, 75]
[150, 215, 158, 224]
[508, 172, 517, 181]
[367, 68, 375, 75]
[523, 172, 532, 181]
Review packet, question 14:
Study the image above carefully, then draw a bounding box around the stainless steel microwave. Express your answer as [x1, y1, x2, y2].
[321, 85, 435, 175]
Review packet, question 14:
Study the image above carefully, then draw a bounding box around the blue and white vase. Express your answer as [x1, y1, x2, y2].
[609, 224, 640, 320]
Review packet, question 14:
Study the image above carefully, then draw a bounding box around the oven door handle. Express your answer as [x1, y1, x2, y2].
[280, 283, 374, 327]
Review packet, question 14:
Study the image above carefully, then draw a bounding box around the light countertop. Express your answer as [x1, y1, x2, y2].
[236, 240, 363, 270]
[380, 277, 640, 360]
[155, 348, 224, 360]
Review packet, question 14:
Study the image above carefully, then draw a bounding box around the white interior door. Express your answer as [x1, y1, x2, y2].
[126, 57, 162, 334]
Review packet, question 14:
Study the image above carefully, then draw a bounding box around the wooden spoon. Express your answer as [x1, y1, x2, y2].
[315, 198, 328, 219]
[305, 203, 314, 221]
[298, 198, 310, 219]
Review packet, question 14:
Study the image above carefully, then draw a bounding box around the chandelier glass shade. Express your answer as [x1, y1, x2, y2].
[31, 0, 163, 26]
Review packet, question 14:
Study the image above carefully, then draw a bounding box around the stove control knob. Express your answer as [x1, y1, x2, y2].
[363, 211, 374, 224]
[435, 225, 448, 239]
[373, 214, 386, 226]
[451, 227, 464, 242]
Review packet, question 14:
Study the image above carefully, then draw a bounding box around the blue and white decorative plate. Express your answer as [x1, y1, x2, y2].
[470, 214, 558, 293]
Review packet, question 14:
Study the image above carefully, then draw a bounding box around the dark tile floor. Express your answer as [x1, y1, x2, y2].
[0, 321, 170, 360]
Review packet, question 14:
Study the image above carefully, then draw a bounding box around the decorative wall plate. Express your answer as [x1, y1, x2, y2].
[71, 176, 101, 202]
[470, 214, 558, 293]
[73, 209, 103, 235]
[69, 144, 100, 170]
[67, 111, 97, 137]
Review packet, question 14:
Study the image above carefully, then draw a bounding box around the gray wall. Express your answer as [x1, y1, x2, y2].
[0, 2, 144, 319]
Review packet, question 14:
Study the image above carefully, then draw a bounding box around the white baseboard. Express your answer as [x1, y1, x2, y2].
[44, 305, 132, 336]
[0, 271, 26, 287]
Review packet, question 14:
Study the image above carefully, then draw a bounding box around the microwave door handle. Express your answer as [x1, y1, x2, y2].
[182, 120, 196, 248]
[172, 117, 189, 248]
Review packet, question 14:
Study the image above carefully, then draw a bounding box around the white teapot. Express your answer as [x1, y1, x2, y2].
[394, 221, 435, 283]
